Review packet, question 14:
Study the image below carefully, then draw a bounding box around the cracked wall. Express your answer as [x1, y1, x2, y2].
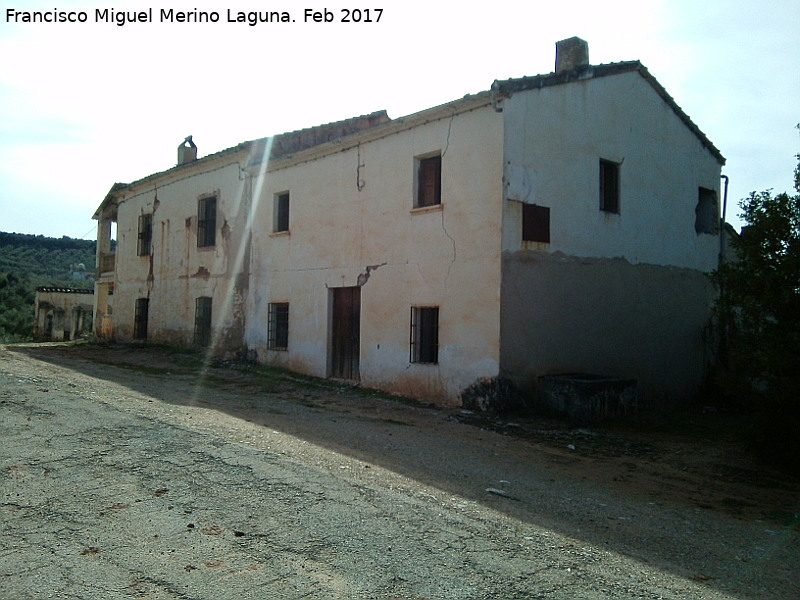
[246, 106, 504, 404]
[108, 154, 252, 354]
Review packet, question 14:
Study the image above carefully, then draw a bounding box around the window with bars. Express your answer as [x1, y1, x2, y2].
[416, 154, 442, 208]
[410, 306, 439, 364]
[522, 204, 550, 243]
[133, 298, 149, 340]
[274, 192, 290, 233]
[194, 296, 212, 347]
[267, 302, 289, 351]
[197, 195, 217, 247]
[137, 214, 152, 256]
[599, 159, 620, 213]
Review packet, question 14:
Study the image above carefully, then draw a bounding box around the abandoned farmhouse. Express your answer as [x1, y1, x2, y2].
[92, 38, 725, 407]
[33, 287, 94, 342]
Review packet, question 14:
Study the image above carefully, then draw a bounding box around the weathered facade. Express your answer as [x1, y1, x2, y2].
[93, 38, 725, 407]
[495, 43, 725, 404]
[34, 288, 94, 341]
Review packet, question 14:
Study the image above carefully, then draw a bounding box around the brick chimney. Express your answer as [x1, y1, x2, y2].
[555, 37, 589, 73]
[177, 135, 197, 165]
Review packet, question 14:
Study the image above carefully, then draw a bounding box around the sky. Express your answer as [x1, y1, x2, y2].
[0, 0, 797, 239]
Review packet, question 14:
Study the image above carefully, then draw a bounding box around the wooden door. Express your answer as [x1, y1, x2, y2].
[330, 287, 360, 380]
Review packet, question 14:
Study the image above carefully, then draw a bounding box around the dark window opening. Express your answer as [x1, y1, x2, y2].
[416, 154, 442, 208]
[197, 196, 217, 247]
[695, 187, 719, 235]
[274, 192, 290, 232]
[137, 214, 152, 256]
[599, 159, 620, 213]
[522, 204, 550, 243]
[410, 306, 439, 364]
[268, 302, 289, 351]
[133, 298, 149, 340]
[194, 296, 212, 347]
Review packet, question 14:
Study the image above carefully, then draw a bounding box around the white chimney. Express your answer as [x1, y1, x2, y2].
[555, 37, 589, 73]
[177, 135, 197, 165]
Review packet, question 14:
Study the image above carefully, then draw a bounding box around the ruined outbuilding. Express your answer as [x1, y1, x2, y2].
[34, 287, 94, 342]
[93, 38, 725, 408]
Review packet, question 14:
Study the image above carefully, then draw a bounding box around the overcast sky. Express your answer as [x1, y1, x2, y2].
[1, 0, 797, 239]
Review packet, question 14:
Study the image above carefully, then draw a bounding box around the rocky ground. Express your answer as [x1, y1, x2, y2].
[1, 342, 798, 599]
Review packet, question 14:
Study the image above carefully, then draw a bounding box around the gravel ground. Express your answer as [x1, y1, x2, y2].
[1, 342, 798, 599]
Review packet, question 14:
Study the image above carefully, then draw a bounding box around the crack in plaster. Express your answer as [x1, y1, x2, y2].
[356, 263, 387, 287]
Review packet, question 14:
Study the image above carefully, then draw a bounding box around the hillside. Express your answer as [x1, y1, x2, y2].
[0, 232, 97, 341]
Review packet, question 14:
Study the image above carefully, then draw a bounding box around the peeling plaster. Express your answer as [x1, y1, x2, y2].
[147, 254, 155, 288]
[505, 161, 532, 202]
[356, 263, 387, 286]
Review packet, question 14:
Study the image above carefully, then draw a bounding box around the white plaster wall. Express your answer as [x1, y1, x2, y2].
[501, 70, 722, 272]
[246, 107, 505, 403]
[111, 156, 253, 349]
[498, 71, 724, 404]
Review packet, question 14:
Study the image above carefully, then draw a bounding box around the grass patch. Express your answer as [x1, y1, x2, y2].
[81, 340, 424, 410]
[92, 359, 187, 377]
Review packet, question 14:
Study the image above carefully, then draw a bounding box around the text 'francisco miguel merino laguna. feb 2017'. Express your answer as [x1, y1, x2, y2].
[5, 7, 385, 26]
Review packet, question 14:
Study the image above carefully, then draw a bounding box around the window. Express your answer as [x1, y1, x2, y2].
[695, 187, 719, 235]
[268, 302, 289, 351]
[133, 298, 149, 340]
[410, 306, 439, 364]
[522, 204, 550, 243]
[274, 192, 290, 233]
[197, 195, 217, 247]
[599, 159, 620, 213]
[416, 154, 442, 208]
[194, 296, 212, 347]
[137, 214, 152, 256]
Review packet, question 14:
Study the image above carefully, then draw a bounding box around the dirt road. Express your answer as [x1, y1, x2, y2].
[1, 343, 798, 599]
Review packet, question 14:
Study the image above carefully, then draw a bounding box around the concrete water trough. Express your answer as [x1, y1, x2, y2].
[536, 373, 637, 423]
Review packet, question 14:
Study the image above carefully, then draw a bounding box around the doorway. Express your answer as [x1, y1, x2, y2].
[329, 286, 360, 380]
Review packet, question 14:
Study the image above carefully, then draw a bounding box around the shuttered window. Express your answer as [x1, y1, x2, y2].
[274, 192, 290, 233]
[599, 159, 620, 213]
[416, 155, 442, 208]
[137, 214, 152, 256]
[197, 195, 217, 247]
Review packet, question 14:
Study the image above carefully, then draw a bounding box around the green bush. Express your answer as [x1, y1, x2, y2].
[712, 143, 800, 472]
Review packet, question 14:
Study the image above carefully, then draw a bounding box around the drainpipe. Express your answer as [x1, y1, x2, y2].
[719, 174, 729, 268]
[720, 174, 729, 223]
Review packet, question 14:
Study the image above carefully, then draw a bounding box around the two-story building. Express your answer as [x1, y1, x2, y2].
[94, 38, 725, 407]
